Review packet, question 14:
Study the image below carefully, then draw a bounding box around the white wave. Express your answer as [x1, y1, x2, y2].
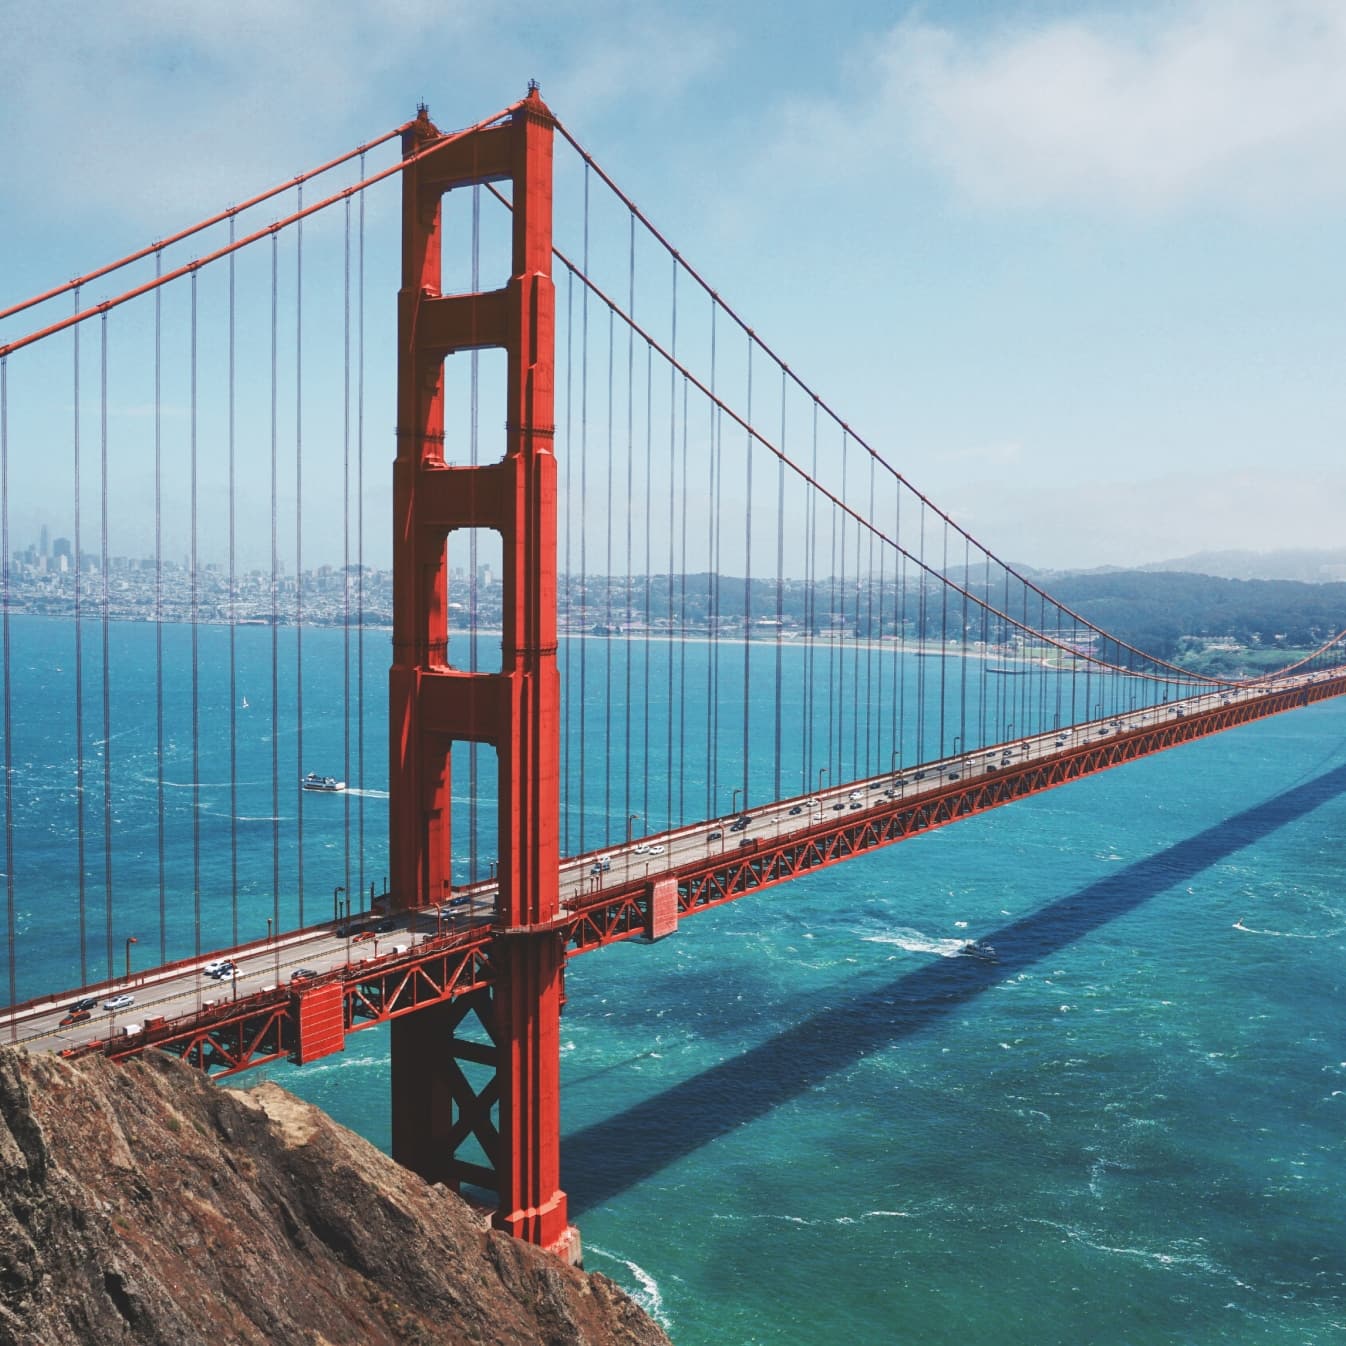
[344, 788, 389, 799]
[861, 926, 968, 958]
[1232, 918, 1341, 939]
[585, 1244, 669, 1329]
[1030, 1218, 1227, 1278]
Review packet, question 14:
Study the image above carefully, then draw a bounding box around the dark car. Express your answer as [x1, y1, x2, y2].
[290, 968, 318, 982]
[707, 830, 723, 841]
[729, 820, 747, 832]
[374, 918, 396, 933]
[832, 802, 845, 810]
[336, 924, 364, 938]
[72, 996, 99, 1012]
[789, 805, 802, 815]
[738, 837, 754, 848]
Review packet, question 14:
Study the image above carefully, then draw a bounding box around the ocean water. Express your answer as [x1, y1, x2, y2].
[4, 615, 1345, 1343]
[250, 688, 1346, 1345]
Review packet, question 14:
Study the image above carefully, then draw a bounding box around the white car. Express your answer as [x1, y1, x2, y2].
[648, 844, 665, 856]
[102, 994, 135, 1012]
[632, 843, 649, 854]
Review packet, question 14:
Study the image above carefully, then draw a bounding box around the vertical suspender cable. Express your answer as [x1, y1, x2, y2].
[959, 533, 970, 756]
[838, 431, 849, 779]
[803, 400, 817, 794]
[665, 264, 678, 830]
[877, 480, 888, 771]
[228, 220, 239, 948]
[190, 275, 201, 964]
[741, 335, 752, 805]
[294, 187, 306, 927]
[677, 377, 689, 823]
[1, 359, 15, 1025]
[979, 549, 991, 749]
[99, 314, 114, 981]
[937, 520, 949, 756]
[773, 369, 785, 801]
[707, 306, 719, 818]
[154, 257, 166, 966]
[642, 335, 652, 831]
[342, 195, 352, 899]
[269, 234, 281, 949]
[864, 452, 875, 778]
[893, 475, 904, 774]
[578, 167, 589, 855]
[604, 307, 614, 837]
[562, 268, 573, 849]
[356, 153, 367, 897]
[828, 483, 839, 783]
[624, 214, 635, 838]
[72, 287, 88, 986]
[914, 502, 926, 766]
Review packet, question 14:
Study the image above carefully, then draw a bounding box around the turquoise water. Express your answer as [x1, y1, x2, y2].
[4, 615, 1345, 1342]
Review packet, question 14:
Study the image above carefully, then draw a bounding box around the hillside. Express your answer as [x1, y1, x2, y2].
[0, 1047, 670, 1346]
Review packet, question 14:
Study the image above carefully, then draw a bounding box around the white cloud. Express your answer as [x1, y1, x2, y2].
[769, 0, 1346, 213]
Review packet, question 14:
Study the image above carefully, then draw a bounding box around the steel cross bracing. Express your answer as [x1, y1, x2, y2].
[43, 666, 1346, 1073]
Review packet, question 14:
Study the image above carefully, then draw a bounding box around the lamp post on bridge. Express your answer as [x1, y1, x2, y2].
[890, 750, 900, 778]
[333, 886, 345, 924]
[817, 767, 828, 796]
[124, 936, 138, 985]
[731, 787, 741, 818]
[626, 812, 639, 846]
[952, 734, 962, 759]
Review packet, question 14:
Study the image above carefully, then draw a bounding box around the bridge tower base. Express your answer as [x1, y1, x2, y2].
[389, 88, 573, 1257]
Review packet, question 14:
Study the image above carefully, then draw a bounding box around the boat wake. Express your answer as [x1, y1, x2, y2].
[862, 926, 969, 958]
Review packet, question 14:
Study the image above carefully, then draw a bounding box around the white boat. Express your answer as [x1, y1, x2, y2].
[301, 773, 346, 793]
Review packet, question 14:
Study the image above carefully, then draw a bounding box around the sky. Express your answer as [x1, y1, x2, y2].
[2, 0, 1344, 573]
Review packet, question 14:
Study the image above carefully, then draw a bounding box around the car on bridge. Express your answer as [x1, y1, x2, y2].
[102, 994, 134, 1012]
[59, 1008, 91, 1027]
[707, 830, 722, 842]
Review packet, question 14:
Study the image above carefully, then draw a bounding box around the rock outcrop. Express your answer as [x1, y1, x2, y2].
[0, 1047, 670, 1346]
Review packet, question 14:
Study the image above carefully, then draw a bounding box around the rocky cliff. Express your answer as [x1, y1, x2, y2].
[0, 1047, 670, 1346]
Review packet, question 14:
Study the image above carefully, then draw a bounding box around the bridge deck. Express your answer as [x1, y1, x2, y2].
[7, 669, 1344, 1076]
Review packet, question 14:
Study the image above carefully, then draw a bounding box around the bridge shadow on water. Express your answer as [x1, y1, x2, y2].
[564, 762, 1346, 1214]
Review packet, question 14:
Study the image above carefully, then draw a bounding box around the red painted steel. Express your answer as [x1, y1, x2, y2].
[387, 88, 571, 1256]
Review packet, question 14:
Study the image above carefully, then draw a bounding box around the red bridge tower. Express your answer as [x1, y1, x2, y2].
[388, 88, 575, 1260]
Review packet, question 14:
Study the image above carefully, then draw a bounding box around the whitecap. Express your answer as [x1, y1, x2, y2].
[585, 1244, 670, 1329]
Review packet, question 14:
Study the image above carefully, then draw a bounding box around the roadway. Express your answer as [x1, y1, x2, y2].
[4, 666, 1337, 1059]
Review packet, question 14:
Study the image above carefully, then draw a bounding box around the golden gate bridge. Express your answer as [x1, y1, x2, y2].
[2, 87, 1344, 1261]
